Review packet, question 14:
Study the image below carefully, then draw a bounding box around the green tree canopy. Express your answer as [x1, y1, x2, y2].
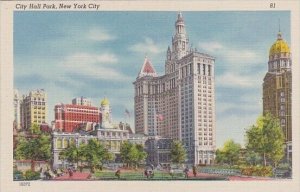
[59, 143, 79, 165]
[29, 123, 41, 135]
[120, 142, 147, 168]
[59, 139, 114, 172]
[15, 133, 51, 161]
[215, 139, 241, 166]
[245, 113, 285, 167]
[170, 140, 186, 164]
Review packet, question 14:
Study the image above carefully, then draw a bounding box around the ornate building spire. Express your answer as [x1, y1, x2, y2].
[172, 12, 189, 60]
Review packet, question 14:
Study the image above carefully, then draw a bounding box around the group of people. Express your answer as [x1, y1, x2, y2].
[144, 169, 155, 179]
[113, 165, 198, 180]
[168, 165, 198, 179]
[183, 165, 198, 178]
[40, 166, 77, 179]
[39, 167, 55, 180]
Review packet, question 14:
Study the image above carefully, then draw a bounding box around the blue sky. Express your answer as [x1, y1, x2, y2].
[14, 11, 290, 147]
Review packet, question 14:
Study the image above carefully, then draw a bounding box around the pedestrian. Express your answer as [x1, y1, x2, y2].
[192, 165, 197, 177]
[144, 169, 149, 179]
[184, 167, 189, 178]
[68, 168, 73, 177]
[169, 168, 174, 179]
[115, 169, 121, 179]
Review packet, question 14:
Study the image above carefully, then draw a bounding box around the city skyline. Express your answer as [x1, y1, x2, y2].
[14, 11, 291, 147]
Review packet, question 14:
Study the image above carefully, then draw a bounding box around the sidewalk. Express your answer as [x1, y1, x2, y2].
[54, 172, 91, 180]
[228, 176, 273, 181]
[191, 172, 273, 181]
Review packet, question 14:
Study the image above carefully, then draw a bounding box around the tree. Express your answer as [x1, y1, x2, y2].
[80, 139, 112, 172]
[120, 141, 133, 167]
[29, 123, 41, 135]
[15, 134, 51, 161]
[59, 139, 114, 172]
[245, 113, 284, 167]
[120, 142, 147, 168]
[59, 143, 79, 166]
[215, 149, 226, 165]
[245, 151, 262, 166]
[136, 144, 147, 166]
[170, 140, 186, 164]
[215, 139, 241, 166]
[14, 131, 51, 172]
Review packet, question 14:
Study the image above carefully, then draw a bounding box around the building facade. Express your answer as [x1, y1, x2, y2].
[20, 89, 47, 130]
[54, 98, 100, 133]
[52, 99, 147, 168]
[72, 96, 92, 106]
[144, 136, 173, 167]
[133, 13, 216, 165]
[14, 89, 21, 130]
[263, 31, 292, 162]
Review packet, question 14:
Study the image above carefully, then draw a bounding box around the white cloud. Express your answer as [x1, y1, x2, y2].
[198, 41, 266, 68]
[217, 101, 261, 114]
[129, 37, 165, 55]
[62, 52, 130, 81]
[225, 49, 264, 66]
[87, 28, 116, 42]
[64, 52, 118, 65]
[199, 41, 223, 52]
[216, 72, 262, 88]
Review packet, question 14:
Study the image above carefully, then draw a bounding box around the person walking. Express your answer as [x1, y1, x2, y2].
[192, 165, 197, 177]
[144, 169, 149, 179]
[68, 168, 73, 177]
[183, 166, 189, 179]
[169, 168, 174, 179]
[115, 169, 121, 179]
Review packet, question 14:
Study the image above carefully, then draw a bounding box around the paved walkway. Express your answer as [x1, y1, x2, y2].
[54, 172, 91, 180]
[228, 176, 272, 181]
[188, 172, 273, 181]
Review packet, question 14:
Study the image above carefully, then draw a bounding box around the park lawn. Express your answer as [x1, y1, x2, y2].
[93, 170, 185, 180]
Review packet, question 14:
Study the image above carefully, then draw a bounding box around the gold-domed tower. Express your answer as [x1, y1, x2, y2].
[100, 97, 113, 128]
[268, 31, 291, 73]
[101, 97, 110, 106]
[263, 30, 292, 162]
[269, 32, 290, 57]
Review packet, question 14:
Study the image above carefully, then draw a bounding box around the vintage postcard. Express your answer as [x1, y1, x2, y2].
[0, 1, 300, 192]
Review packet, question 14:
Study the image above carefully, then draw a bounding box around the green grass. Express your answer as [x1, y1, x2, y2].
[93, 170, 185, 180]
[92, 170, 228, 180]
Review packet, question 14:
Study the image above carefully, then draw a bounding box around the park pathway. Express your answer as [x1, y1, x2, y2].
[189, 172, 273, 181]
[54, 172, 91, 180]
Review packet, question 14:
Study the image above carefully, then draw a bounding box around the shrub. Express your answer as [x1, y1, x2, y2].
[24, 170, 40, 180]
[240, 166, 273, 177]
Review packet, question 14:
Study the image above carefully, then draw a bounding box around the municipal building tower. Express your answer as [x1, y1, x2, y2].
[134, 13, 216, 165]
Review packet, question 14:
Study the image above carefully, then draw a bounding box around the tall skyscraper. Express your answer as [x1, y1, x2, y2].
[263, 30, 292, 162]
[20, 89, 47, 130]
[134, 13, 216, 165]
